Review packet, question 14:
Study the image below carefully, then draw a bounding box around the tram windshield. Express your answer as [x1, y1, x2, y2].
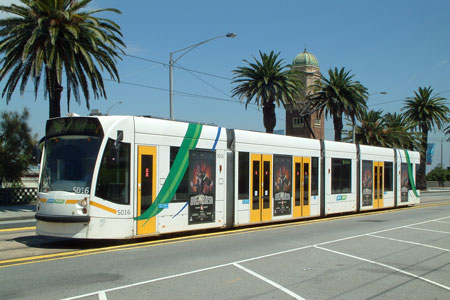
[40, 136, 102, 194]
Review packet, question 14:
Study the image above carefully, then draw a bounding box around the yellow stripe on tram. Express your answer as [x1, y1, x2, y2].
[90, 200, 117, 214]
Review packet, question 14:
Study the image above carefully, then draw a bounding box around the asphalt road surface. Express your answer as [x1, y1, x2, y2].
[0, 192, 449, 300]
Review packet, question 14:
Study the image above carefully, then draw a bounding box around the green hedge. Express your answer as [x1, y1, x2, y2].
[426, 167, 450, 184]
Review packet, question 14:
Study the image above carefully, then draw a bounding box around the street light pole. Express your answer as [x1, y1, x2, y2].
[169, 33, 237, 120]
[169, 52, 174, 120]
[106, 101, 123, 115]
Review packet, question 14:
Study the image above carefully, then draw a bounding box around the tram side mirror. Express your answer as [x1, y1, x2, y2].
[110, 130, 123, 166]
[114, 130, 123, 149]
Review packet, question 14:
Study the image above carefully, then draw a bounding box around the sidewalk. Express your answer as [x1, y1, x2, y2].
[0, 203, 36, 222]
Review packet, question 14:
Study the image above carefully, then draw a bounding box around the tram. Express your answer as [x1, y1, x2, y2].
[35, 115, 420, 239]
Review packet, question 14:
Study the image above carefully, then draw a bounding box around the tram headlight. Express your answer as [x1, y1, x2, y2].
[78, 198, 88, 215]
[78, 198, 88, 208]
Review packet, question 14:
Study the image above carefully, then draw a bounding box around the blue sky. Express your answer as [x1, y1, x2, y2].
[1, 0, 449, 170]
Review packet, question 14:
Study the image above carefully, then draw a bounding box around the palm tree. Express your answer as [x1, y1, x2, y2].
[310, 67, 368, 141]
[344, 111, 420, 149]
[350, 109, 389, 147]
[0, 0, 125, 118]
[383, 112, 419, 149]
[231, 50, 303, 133]
[403, 86, 449, 190]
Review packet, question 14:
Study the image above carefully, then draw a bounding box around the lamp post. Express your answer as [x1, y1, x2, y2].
[106, 101, 123, 115]
[169, 33, 237, 120]
[352, 91, 388, 143]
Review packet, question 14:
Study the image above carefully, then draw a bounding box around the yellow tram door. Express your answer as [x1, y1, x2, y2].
[250, 154, 272, 223]
[293, 157, 311, 218]
[373, 161, 384, 208]
[137, 146, 157, 235]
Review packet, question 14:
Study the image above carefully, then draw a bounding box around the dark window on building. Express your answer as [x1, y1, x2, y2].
[384, 162, 393, 191]
[238, 152, 249, 199]
[170, 147, 189, 203]
[311, 157, 319, 196]
[95, 138, 130, 205]
[293, 117, 305, 128]
[331, 158, 352, 194]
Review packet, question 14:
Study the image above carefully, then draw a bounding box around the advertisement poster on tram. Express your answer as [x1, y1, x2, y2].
[273, 155, 292, 216]
[401, 163, 409, 202]
[362, 160, 373, 206]
[188, 150, 216, 224]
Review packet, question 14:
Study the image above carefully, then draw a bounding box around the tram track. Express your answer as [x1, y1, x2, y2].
[1, 199, 449, 269]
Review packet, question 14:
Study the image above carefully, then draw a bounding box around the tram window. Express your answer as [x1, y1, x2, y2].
[95, 138, 130, 205]
[331, 158, 352, 194]
[252, 160, 260, 210]
[238, 152, 250, 199]
[295, 163, 301, 206]
[311, 157, 319, 196]
[170, 147, 189, 203]
[384, 162, 393, 191]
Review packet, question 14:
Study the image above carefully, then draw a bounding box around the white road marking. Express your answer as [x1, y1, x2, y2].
[314, 245, 450, 292]
[62, 262, 233, 300]
[368, 234, 450, 252]
[233, 263, 305, 300]
[405, 227, 450, 234]
[235, 245, 312, 264]
[433, 220, 450, 224]
[63, 215, 450, 300]
[316, 216, 450, 247]
[98, 291, 107, 300]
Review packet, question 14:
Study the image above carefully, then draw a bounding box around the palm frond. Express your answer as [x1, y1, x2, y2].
[0, 0, 125, 118]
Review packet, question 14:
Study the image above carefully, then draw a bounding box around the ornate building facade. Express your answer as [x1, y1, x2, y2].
[285, 49, 324, 140]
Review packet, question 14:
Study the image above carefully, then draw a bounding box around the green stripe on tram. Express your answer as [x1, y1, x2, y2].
[405, 149, 420, 198]
[135, 123, 203, 222]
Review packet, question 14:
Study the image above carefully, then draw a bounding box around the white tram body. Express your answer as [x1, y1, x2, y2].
[231, 130, 321, 225]
[35, 116, 420, 239]
[322, 141, 358, 215]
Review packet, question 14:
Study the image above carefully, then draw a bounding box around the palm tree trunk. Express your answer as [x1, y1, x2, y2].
[46, 67, 63, 119]
[333, 112, 343, 141]
[417, 129, 429, 190]
[263, 102, 276, 133]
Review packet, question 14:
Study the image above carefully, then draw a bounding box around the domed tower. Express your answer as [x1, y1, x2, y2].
[285, 49, 324, 140]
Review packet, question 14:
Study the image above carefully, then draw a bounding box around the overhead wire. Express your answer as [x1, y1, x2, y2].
[1, 19, 449, 125]
[368, 90, 450, 107]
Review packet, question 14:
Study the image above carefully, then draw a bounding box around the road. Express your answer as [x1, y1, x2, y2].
[0, 192, 449, 299]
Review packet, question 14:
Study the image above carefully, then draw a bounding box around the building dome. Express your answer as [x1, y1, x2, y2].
[293, 49, 319, 67]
